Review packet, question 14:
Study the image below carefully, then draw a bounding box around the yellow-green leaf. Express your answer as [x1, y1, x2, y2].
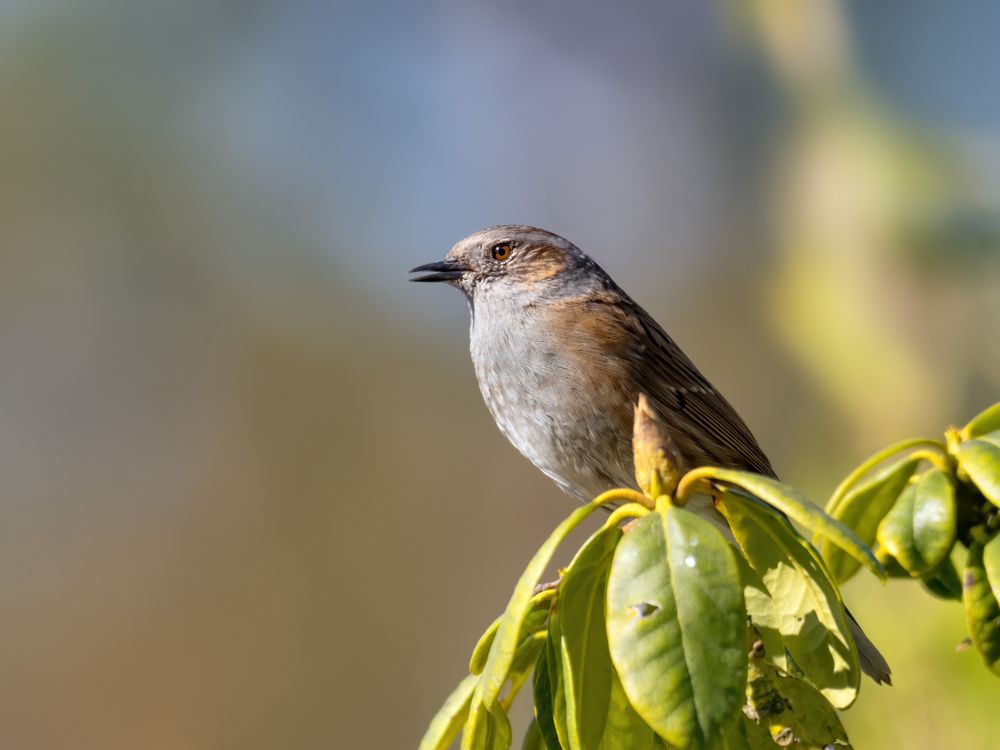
[502, 633, 546, 711]
[920, 556, 963, 601]
[962, 402, 1000, 440]
[736, 554, 788, 673]
[462, 701, 513, 750]
[557, 526, 653, 750]
[820, 457, 920, 583]
[532, 647, 561, 750]
[475, 501, 603, 709]
[470, 617, 503, 675]
[963, 540, 1000, 675]
[953, 439, 1000, 508]
[419, 674, 478, 750]
[606, 506, 746, 748]
[522, 719, 544, 750]
[876, 469, 957, 576]
[984, 535, 1000, 604]
[718, 493, 859, 709]
[745, 658, 852, 749]
[688, 468, 885, 580]
[472, 594, 553, 676]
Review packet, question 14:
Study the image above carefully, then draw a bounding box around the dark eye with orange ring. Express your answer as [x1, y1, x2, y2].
[491, 243, 512, 262]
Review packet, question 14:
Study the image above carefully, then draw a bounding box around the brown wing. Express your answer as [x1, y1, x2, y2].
[593, 296, 777, 478]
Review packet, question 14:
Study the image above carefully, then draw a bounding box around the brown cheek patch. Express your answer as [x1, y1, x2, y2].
[522, 248, 568, 282]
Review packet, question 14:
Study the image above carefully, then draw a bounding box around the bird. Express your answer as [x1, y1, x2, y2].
[410, 224, 890, 684]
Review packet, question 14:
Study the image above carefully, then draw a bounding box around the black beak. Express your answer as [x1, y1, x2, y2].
[409, 259, 467, 283]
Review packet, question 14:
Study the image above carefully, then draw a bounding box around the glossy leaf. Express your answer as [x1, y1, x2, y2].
[606, 506, 746, 748]
[745, 658, 852, 749]
[462, 701, 513, 750]
[736, 554, 788, 673]
[877, 469, 957, 576]
[962, 402, 1000, 440]
[546, 610, 569, 750]
[473, 594, 551, 677]
[718, 493, 859, 709]
[465, 500, 606, 750]
[920, 556, 963, 601]
[419, 674, 478, 750]
[532, 648, 561, 750]
[984, 535, 1000, 604]
[475, 501, 603, 709]
[470, 617, 503, 675]
[827, 438, 944, 511]
[502, 632, 546, 711]
[557, 526, 653, 750]
[820, 456, 920, 583]
[963, 540, 1000, 675]
[522, 720, 544, 750]
[686, 468, 885, 580]
[953, 438, 1000, 508]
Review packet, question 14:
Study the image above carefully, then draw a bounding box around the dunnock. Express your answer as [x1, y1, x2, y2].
[411, 225, 889, 684]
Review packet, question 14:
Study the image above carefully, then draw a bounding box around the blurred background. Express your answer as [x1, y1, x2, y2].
[1, 1, 998, 747]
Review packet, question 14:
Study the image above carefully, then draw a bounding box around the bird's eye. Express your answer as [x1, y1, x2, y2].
[491, 243, 512, 262]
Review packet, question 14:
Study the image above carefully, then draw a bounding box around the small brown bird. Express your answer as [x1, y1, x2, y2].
[411, 225, 889, 684]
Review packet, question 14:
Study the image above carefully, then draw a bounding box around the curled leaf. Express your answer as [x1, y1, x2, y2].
[682, 468, 885, 580]
[877, 469, 957, 576]
[718, 493, 860, 709]
[953, 438, 1000, 509]
[961, 402, 1000, 440]
[820, 456, 920, 583]
[963, 540, 1000, 675]
[419, 674, 478, 750]
[920, 556, 963, 601]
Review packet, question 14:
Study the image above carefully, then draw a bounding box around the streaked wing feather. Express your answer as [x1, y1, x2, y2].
[602, 297, 777, 478]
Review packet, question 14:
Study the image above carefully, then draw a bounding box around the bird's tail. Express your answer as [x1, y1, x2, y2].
[847, 610, 892, 685]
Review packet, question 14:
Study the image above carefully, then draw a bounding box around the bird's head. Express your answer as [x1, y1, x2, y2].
[410, 225, 598, 301]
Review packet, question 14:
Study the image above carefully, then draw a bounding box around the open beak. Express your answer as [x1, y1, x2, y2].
[408, 259, 467, 283]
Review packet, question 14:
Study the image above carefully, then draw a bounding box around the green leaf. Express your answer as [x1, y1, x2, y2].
[475, 501, 603, 709]
[471, 617, 503, 675]
[522, 720, 544, 750]
[826, 438, 943, 512]
[963, 540, 1000, 675]
[920, 556, 963, 601]
[736, 554, 788, 673]
[962, 402, 1000, 440]
[606, 506, 746, 748]
[419, 673, 479, 750]
[820, 456, 920, 583]
[876, 469, 957, 576]
[953, 439, 1000, 508]
[557, 526, 654, 750]
[718, 493, 859, 709]
[463, 701, 513, 750]
[745, 658, 852, 749]
[692, 468, 885, 580]
[473, 592, 554, 675]
[984, 535, 1000, 610]
[547, 611, 569, 750]
[730, 714, 778, 750]
[465, 500, 608, 750]
[502, 633, 546, 711]
[532, 648, 562, 750]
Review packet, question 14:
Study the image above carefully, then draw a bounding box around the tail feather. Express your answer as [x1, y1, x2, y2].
[848, 610, 892, 685]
